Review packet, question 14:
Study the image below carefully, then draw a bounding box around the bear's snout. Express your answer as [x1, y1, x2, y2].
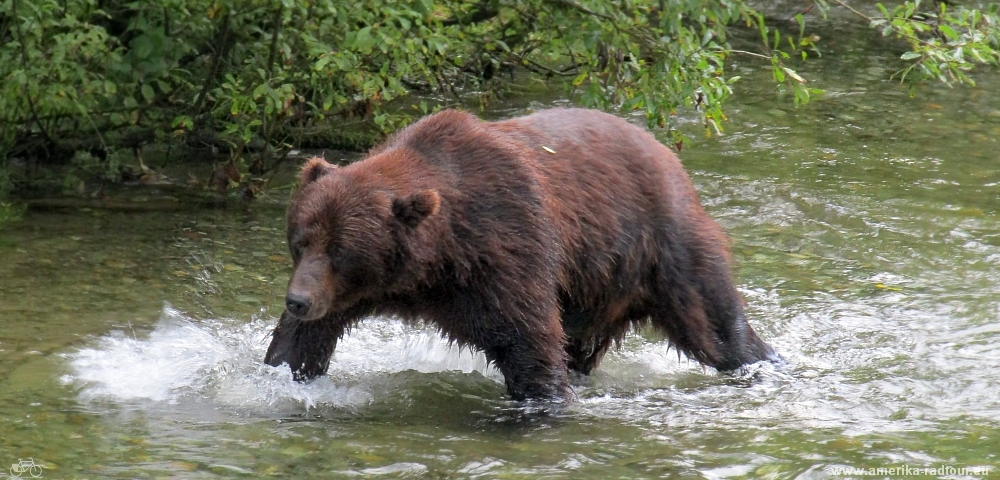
[285, 255, 335, 320]
[285, 293, 312, 318]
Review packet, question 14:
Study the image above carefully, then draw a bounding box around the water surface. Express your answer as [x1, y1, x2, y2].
[2, 21, 999, 479]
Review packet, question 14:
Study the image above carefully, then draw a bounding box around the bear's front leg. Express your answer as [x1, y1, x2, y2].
[477, 308, 572, 402]
[264, 310, 344, 381]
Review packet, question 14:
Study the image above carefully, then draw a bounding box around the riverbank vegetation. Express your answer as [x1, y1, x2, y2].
[1, 0, 998, 199]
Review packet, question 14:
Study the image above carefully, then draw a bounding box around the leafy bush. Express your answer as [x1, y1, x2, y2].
[1, 0, 998, 193]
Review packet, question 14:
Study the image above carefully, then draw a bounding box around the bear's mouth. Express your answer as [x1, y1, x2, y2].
[285, 289, 372, 321]
[283, 291, 334, 321]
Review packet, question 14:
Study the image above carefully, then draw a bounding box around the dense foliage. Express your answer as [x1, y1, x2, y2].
[1, 0, 998, 194]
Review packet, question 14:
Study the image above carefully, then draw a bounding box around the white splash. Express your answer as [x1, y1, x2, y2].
[62, 304, 502, 411]
[63, 306, 229, 403]
[61, 305, 790, 421]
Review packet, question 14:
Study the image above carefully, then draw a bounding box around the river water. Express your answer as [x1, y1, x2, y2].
[1, 22, 999, 479]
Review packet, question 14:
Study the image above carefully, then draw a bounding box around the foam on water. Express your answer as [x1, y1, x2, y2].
[62, 304, 731, 417]
[62, 304, 504, 412]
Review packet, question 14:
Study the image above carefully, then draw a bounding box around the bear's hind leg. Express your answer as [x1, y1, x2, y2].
[649, 264, 775, 371]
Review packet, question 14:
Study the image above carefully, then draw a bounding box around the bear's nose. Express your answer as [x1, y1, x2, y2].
[285, 294, 312, 318]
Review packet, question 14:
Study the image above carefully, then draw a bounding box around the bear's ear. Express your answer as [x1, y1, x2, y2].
[392, 190, 440, 228]
[299, 157, 336, 186]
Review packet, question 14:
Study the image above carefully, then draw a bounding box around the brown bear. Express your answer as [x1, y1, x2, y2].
[264, 108, 775, 401]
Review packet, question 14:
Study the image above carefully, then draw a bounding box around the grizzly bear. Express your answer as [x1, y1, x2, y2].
[264, 108, 776, 401]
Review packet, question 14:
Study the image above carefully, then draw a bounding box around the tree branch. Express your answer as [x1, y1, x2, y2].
[730, 49, 771, 60]
[192, 12, 232, 115]
[832, 0, 873, 22]
[515, 53, 579, 77]
[266, 5, 283, 78]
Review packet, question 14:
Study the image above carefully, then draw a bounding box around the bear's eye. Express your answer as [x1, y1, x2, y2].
[290, 240, 308, 261]
[327, 243, 346, 261]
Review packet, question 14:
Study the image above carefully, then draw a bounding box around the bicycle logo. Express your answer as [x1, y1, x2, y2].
[9, 458, 44, 478]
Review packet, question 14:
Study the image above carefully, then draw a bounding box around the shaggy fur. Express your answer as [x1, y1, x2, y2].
[265, 108, 776, 401]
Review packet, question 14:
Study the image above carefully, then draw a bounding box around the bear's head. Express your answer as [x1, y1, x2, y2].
[283, 157, 440, 320]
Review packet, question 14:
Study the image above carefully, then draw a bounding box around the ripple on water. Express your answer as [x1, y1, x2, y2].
[60, 285, 1000, 434]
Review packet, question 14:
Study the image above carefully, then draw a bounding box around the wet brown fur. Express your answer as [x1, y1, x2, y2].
[265, 108, 776, 401]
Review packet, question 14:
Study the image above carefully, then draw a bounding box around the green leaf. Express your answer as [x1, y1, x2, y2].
[253, 83, 269, 99]
[141, 84, 155, 103]
[937, 24, 958, 41]
[172, 115, 194, 130]
[354, 26, 375, 54]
